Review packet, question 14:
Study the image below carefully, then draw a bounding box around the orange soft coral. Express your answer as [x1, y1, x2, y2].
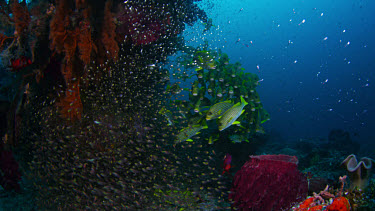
[49, 0, 120, 121]
[77, 9, 92, 65]
[50, 0, 94, 75]
[101, 0, 119, 61]
[51, 0, 117, 68]
[49, 0, 71, 54]
[49, 0, 92, 121]
[10, 1, 30, 37]
[57, 81, 83, 121]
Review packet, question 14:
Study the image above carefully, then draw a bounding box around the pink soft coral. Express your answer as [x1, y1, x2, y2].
[229, 154, 308, 211]
[115, 5, 170, 45]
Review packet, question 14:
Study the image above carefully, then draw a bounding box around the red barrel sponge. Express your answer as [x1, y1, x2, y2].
[229, 154, 308, 211]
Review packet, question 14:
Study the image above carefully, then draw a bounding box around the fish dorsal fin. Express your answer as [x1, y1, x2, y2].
[223, 100, 232, 104]
[232, 102, 241, 107]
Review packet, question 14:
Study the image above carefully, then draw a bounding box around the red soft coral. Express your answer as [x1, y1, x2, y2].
[326, 197, 350, 211]
[229, 154, 308, 211]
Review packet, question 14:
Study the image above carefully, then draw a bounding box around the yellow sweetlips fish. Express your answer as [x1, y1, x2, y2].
[175, 120, 208, 143]
[217, 96, 248, 131]
[206, 100, 234, 120]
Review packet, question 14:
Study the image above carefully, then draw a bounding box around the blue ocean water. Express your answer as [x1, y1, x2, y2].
[5, 0, 31, 4]
[183, 0, 375, 143]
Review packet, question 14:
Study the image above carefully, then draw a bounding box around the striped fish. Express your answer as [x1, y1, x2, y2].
[206, 100, 233, 120]
[175, 120, 208, 143]
[217, 96, 248, 131]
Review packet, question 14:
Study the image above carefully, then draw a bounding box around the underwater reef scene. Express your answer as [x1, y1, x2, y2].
[0, 0, 375, 210]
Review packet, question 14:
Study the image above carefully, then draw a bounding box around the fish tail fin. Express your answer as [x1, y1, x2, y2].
[240, 96, 248, 106]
